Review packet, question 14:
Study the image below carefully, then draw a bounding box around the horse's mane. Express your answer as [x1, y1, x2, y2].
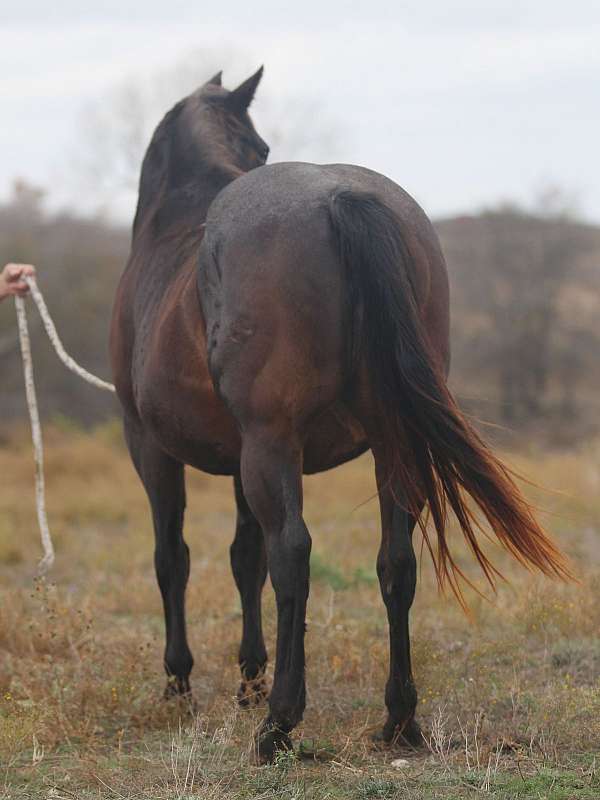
[133, 102, 186, 235]
[132, 95, 241, 240]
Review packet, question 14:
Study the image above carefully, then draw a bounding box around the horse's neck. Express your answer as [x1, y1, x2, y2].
[130, 164, 241, 299]
[134, 162, 241, 241]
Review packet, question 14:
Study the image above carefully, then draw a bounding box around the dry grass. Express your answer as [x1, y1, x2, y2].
[1, 421, 600, 798]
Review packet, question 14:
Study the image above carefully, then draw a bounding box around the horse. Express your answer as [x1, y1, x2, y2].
[109, 67, 570, 762]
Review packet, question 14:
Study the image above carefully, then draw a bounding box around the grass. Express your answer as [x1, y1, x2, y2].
[1, 422, 600, 797]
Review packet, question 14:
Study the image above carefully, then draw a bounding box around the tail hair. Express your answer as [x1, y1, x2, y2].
[327, 188, 572, 605]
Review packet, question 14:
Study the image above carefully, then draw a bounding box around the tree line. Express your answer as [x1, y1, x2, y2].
[0, 181, 598, 446]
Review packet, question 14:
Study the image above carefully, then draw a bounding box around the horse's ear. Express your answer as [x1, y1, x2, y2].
[227, 66, 264, 111]
[207, 71, 223, 87]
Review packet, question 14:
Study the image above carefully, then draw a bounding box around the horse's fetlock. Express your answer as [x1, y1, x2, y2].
[165, 646, 194, 681]
[240, 655, 267, 681]
[268, 680, 306, 730]
[385, 677, 417, 718]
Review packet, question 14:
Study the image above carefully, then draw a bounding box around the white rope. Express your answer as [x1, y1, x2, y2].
[24, 277, 116, 393]
[15, 276, 115, 575]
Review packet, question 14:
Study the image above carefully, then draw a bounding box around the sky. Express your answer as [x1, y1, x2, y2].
[2, 0, 599, 224]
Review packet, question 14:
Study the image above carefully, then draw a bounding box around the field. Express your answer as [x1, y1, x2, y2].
[1, 423, 600, 799]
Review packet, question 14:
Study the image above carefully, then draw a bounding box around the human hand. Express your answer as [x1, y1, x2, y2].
[0, 263, 36, 301]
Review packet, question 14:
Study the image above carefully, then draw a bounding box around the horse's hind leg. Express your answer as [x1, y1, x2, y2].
[240, 428, 311, 763]
[374, 460, 424, 747]
[231, 474, 268, 706]
[125, 419, 193, 697]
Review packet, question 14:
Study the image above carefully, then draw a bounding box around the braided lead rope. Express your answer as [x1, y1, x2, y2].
[24, 277, 116, 393]
[15, 293, 54, 575]
[14, 276, 115, 575]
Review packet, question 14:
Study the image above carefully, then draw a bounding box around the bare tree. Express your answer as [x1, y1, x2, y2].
[0, 180, 127, 422]
[437, 189, 599, 437]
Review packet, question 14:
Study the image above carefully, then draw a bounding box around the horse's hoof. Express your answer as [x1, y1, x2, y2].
[373, 717, 424, 750]
[254, 721, 293, 764]
[163, 677, 190, 697]
[163, 679, 196, 711]
[237, 674, 269, 708]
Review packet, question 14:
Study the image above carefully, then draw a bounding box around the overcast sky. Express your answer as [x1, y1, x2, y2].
[2, 1, 599, 223]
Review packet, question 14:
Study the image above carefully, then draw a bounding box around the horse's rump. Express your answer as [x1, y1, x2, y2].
[198, 162, 443, 429]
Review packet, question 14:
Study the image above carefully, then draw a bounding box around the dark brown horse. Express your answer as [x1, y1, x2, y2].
[110, 68, 569, 762]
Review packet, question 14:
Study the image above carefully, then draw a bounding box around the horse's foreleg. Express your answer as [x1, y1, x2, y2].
[375, 469, 423, 748]
[240, 429, 311, 763]
[125, 420, 193, 697]
[231, 474, 268, 706]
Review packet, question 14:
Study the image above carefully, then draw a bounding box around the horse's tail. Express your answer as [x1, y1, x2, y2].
[327, 188, 571, 601]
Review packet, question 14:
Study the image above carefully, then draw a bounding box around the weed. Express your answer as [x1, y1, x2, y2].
[355, 777, 400, 799]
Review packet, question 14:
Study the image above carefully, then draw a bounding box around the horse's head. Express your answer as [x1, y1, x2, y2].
[186, 67, 269, 173]
[139, 67, 268, 205]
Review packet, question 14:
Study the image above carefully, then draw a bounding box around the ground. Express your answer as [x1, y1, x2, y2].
[1, 422, 599, 799]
